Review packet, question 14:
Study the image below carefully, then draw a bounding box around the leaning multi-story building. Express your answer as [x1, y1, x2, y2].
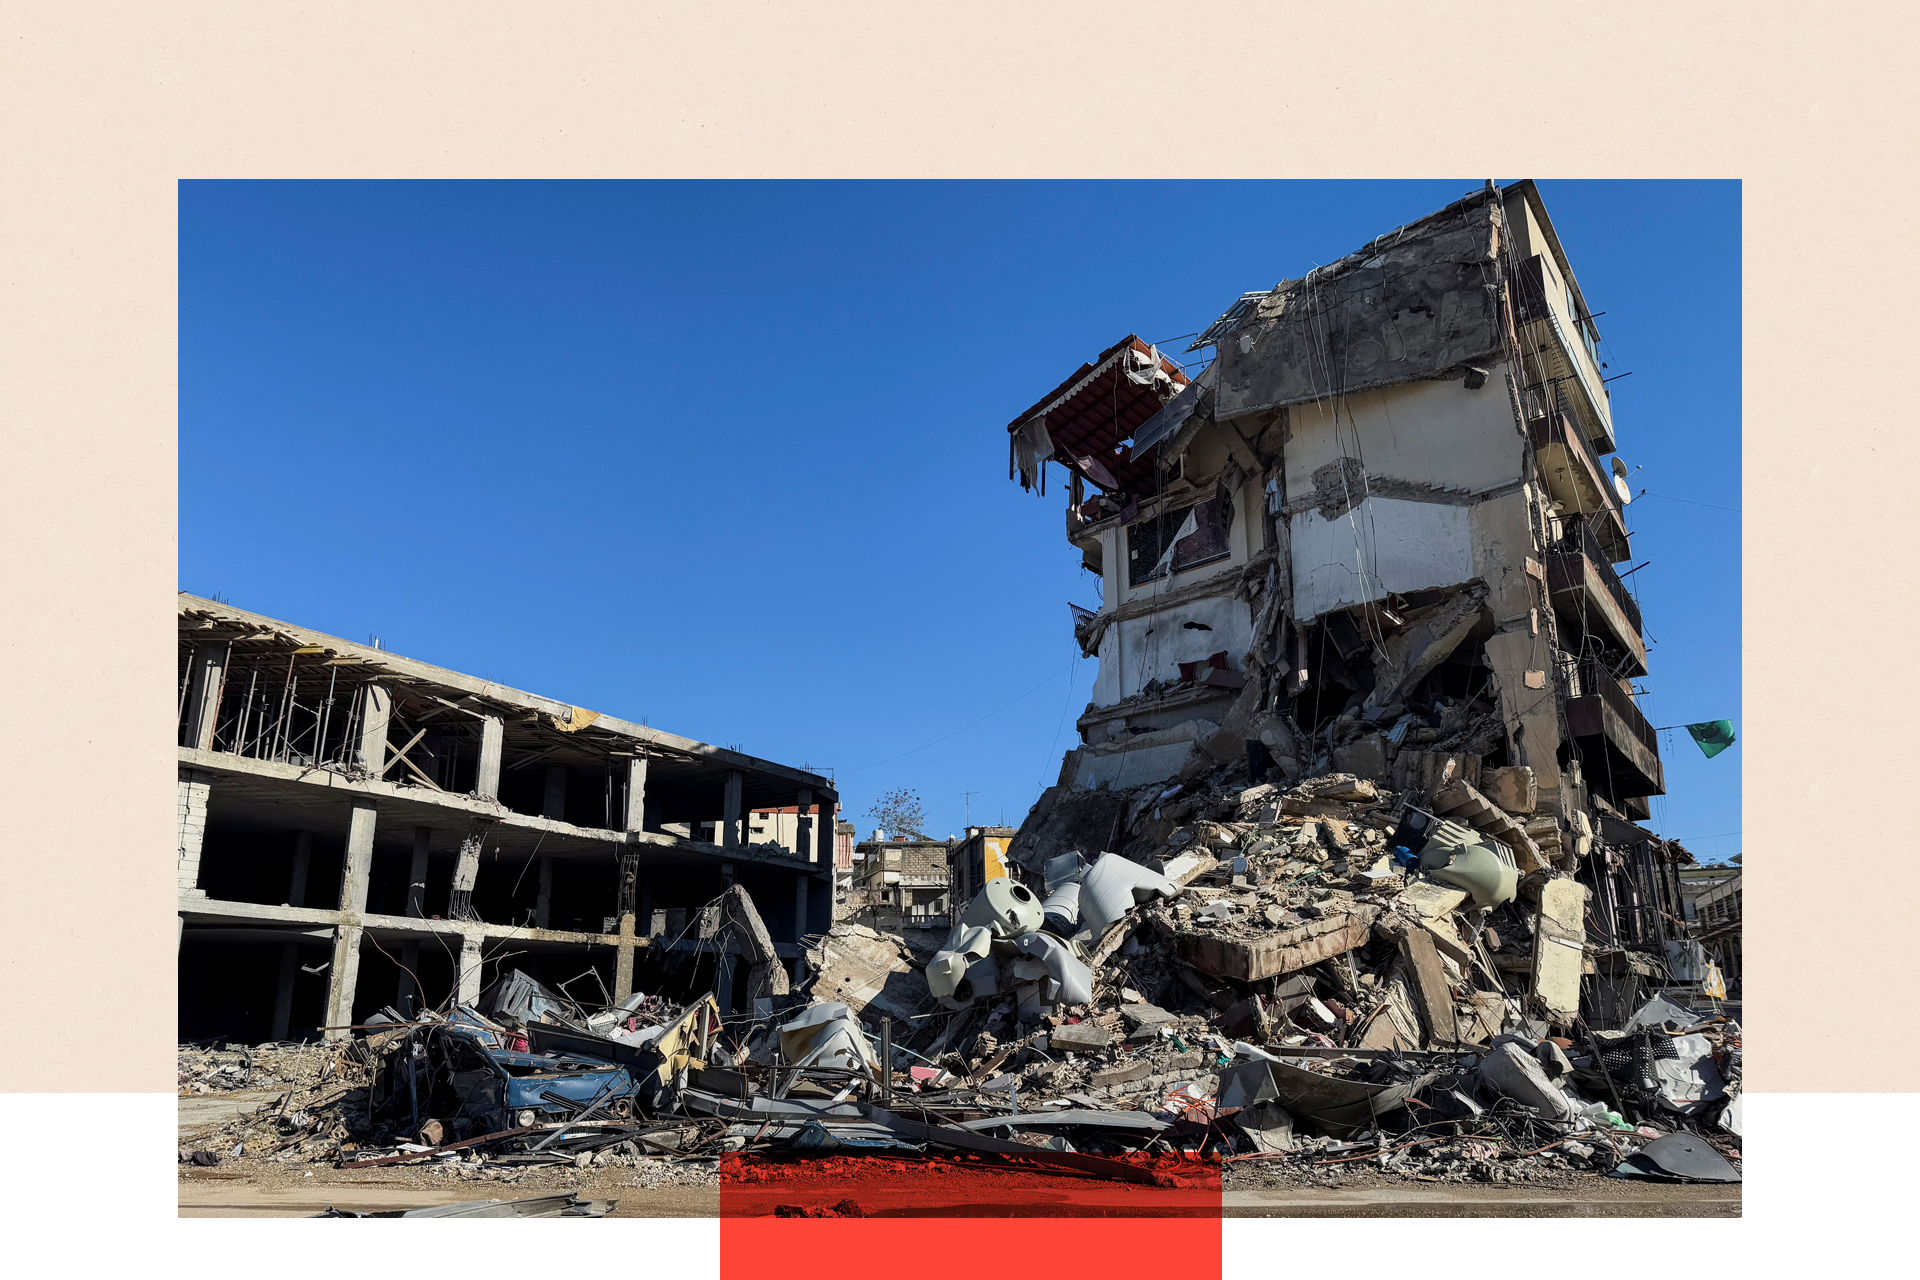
[1002, 181, 1684, 1013]
[176, 594, 837, 1041]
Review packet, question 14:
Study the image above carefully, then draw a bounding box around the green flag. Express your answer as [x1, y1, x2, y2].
[1684, 720, 1736, 759]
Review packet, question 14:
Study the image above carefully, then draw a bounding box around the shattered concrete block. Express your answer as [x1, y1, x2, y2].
[1395, 880, 1470, 920]
[1481, 766, 1537, 815]
[1530, 879, 1589, 1023]
[1331, 733, 1388, 781]
[1523, 814, 1563, 851]
[1456, 990, 1507, 1045]
[1049, 1023, 1114, 1053]
[1234, 784, 1279, 820]
[1173, 906, 1379, 982]
[1398, 929, 1457, 1046]
[1317, 776, 1377, 803]
[1120, 1003, 1175, 1031]
[1091, 1060, 1153, 1089]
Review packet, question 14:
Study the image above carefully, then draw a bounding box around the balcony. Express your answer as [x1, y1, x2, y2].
[1511, 254, 1615, 455]
[1546, 522, 1647, 676]
[1527, 412, 1630, 563]
[1563, 659, 1664, 802]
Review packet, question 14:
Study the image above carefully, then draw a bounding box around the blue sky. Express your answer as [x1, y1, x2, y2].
[179, 180, 1741, 862]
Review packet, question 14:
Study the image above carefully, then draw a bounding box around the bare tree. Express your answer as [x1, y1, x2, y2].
[867, 787, 928, 840]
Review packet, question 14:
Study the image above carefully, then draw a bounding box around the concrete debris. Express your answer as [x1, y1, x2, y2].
[695, 757, 1738, 1185]
[178, 977, 742, 1177]
[314, 1193, 615, 1217]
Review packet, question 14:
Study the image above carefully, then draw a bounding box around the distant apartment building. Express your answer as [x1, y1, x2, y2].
[677, 803, 841, 862]
[947, 826, 1018, 906]
[849, 834, 954, 932]
[1694, 871, 1743, 1000]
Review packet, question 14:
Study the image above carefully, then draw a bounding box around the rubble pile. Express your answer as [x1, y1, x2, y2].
[776, 760, 1741, 1190]
[178, 975, 740, 1182]
[177, 1042, 337, 1094]
[181, 762, 1740, 1197]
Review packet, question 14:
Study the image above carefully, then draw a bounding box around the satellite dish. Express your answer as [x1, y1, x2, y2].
[1610, 456, 1634, 505]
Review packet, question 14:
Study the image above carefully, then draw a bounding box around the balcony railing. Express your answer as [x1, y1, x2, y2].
[1527, 412, 1630, 562]
[1562, 656, 1665, 800]
[1566, 660, 1659, 755]
[1551, 520, 1642, 635]
[1511, 254, 1615, 455]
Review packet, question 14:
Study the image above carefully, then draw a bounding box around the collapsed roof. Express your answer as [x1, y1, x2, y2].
[1006, 335, 1190, 500]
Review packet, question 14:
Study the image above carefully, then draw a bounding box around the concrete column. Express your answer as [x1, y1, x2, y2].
[534, 857, 553, 929]
[1484, 629, 1565, 807]
[624, 754, 649, 832]
[723, 771, 744, 850]
[796, 787, 813, 862]
[614, 912, 637, 1002]
[355, 682, 392, 778]
[271, 944, 299, 1042]
[476, 715, 504, 801]
[790, 873, 810, 987]
[322, 924, 364, 1041]
[338, 798, 377, 915]
[406, 827, 430, 918]
[794, 872, 809, 946]
[397, 941, 421, 1016]
[456, 934, 484, 1005]
[288, 830, 312, 908]
[271, 830, 314, 1042]
[182, 640, 231, 751]
[176, 769, 213, 895]
[543, 763, 567, 821]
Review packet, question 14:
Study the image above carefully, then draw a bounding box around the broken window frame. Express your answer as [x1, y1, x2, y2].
[1125, 497, 1231, 588]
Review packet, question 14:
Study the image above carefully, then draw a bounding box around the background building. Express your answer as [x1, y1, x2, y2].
[847, 834, 954, 933]
[1694, 870, 1743, 1001]
[948, 825, 1018, 906]
[176, 594, 837, 1040]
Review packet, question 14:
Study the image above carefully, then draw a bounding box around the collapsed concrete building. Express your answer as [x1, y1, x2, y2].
[1000, 181, 1690, 1031]
[176, 594, 838, 1043]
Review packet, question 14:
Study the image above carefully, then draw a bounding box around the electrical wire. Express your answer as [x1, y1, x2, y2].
[839, 659, 1077, 776]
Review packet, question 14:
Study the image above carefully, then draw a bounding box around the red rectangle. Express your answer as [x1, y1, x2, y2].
[724, 1216, 1221, 1280]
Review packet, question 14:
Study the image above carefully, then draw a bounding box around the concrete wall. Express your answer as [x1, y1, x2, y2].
[698, 805, 835, 860]
[1282, 367, 1521, 507]
[177, 769, 212, 894]
[1291, 497, 1476, 622]
[1091, 589, 1257, 706]
[1282, 372, 1532, 623]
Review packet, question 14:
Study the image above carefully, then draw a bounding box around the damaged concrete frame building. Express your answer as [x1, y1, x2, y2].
[177, 595, 838, 1042]
[1008, 181, 1663, 885]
